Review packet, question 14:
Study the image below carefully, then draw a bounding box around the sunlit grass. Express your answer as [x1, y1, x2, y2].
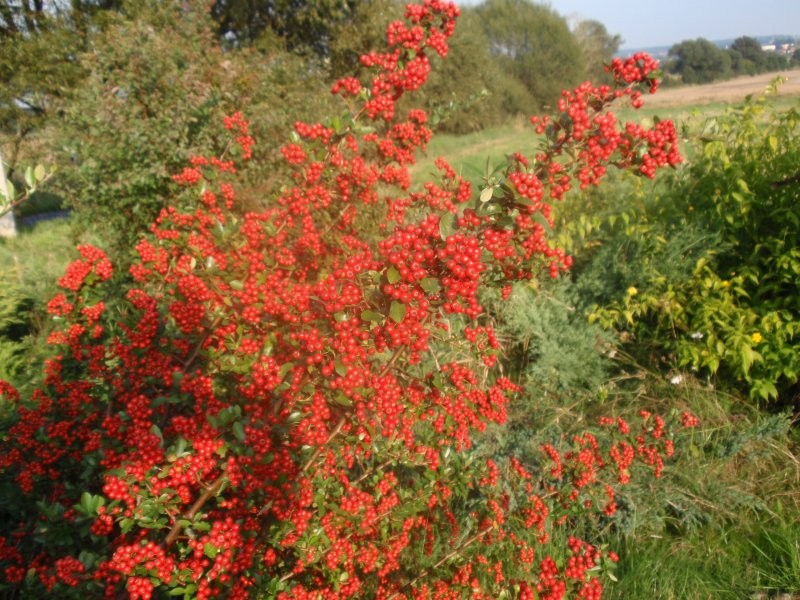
[0, 218, 80, 302]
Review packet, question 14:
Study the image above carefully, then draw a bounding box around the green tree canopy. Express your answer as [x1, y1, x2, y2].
[404, 7, 536, 132]
[326, 0, 536, 132]
[211, 0, 363, 54]
[473, 0, 585, 109]
[54, 1, 334, 260]
[667, 38, 732, 84]
[0, 0, 124, 174]
[573, 18, 622, 83]
[729, 36, 766, 74]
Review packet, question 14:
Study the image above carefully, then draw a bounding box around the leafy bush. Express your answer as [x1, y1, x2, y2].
[0, 3, 687, 598]
[584, 83, 800, 402]
[56, 2, 335, 263]
[484, 279, 615, 399]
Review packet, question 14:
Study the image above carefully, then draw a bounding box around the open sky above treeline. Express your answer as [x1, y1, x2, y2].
[457, 0, 800, 50]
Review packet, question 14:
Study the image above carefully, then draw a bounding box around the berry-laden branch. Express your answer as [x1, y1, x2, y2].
[0, 1, 693, 598]
[163, 471, 228, 549]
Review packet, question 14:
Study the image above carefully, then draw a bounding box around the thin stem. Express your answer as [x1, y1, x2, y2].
[164, 471, 227, 548]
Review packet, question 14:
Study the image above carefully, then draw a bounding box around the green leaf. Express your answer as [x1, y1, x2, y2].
[439, 212, 457, 240]
[34, 164, 46, 182]
[740, 345, 754, 374]
[361, 310, 383, 323]
[119, 518, 134, 534]
[756, 380, 778, 400]
[332, 391, 352, 406]
[3, 180, 15, 201]
[532, 211, 553, 232]
[420, 278, 441, 294]
[515, 194, 536, 207]
[150, 424, 164, 445]
[480, 186, 494, 203]
[80, 491, 93, 512]
[334, 360, 348, 376]
[386, 267, 401, 284]
[278, 362, 295, 380]
[232, 420, 245, 442]
[768, 135, 779, 153]
[203, 543, 219, 559]
[477, 201, 502, 216]
[389, 301, 406, 323]
[24, 166, 34, 189]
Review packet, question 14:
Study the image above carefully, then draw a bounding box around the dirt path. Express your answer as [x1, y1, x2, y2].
[645, 69, 800, 107]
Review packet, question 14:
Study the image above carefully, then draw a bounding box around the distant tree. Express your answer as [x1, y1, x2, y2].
[667, 38, 731, 84]
[730, 36, 765, 63]
[473, 0, 585, 108]
[408, 8, 536, 132]
[763, 51, 789, 71]
[729, 36, 766, 74]
[327, 0, 536, 132]
[211, 0, 362, 54]
[573, 19, 622, 83]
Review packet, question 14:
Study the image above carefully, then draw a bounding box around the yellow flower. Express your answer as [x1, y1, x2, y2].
[751, 332, 763, 344]
[626, 286, 638, 296]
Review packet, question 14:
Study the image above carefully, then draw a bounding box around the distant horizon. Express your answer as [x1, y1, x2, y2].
[454, 0, 800, 51]
[620, 34, 797, 56]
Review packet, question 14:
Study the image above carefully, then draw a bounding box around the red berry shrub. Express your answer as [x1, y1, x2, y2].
[0, 2, 690, 598]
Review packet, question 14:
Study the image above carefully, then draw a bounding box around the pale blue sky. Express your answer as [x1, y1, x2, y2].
[456, 0, 800, 50]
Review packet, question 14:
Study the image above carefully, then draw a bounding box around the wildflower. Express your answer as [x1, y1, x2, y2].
[626, 286, 638, 296]
[751, 332, 763, 344]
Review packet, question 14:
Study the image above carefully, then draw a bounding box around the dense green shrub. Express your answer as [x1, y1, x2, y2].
[565, 83, 800, 402]
[55, 2, 334, 263]
[483, 280, 614, 400]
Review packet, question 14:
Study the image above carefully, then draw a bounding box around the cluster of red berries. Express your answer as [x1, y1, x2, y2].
[57, 244, 113, 291]
[0, 0, 689, 597]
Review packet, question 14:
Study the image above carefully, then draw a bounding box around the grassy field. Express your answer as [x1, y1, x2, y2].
[0, 219, 79, 300]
